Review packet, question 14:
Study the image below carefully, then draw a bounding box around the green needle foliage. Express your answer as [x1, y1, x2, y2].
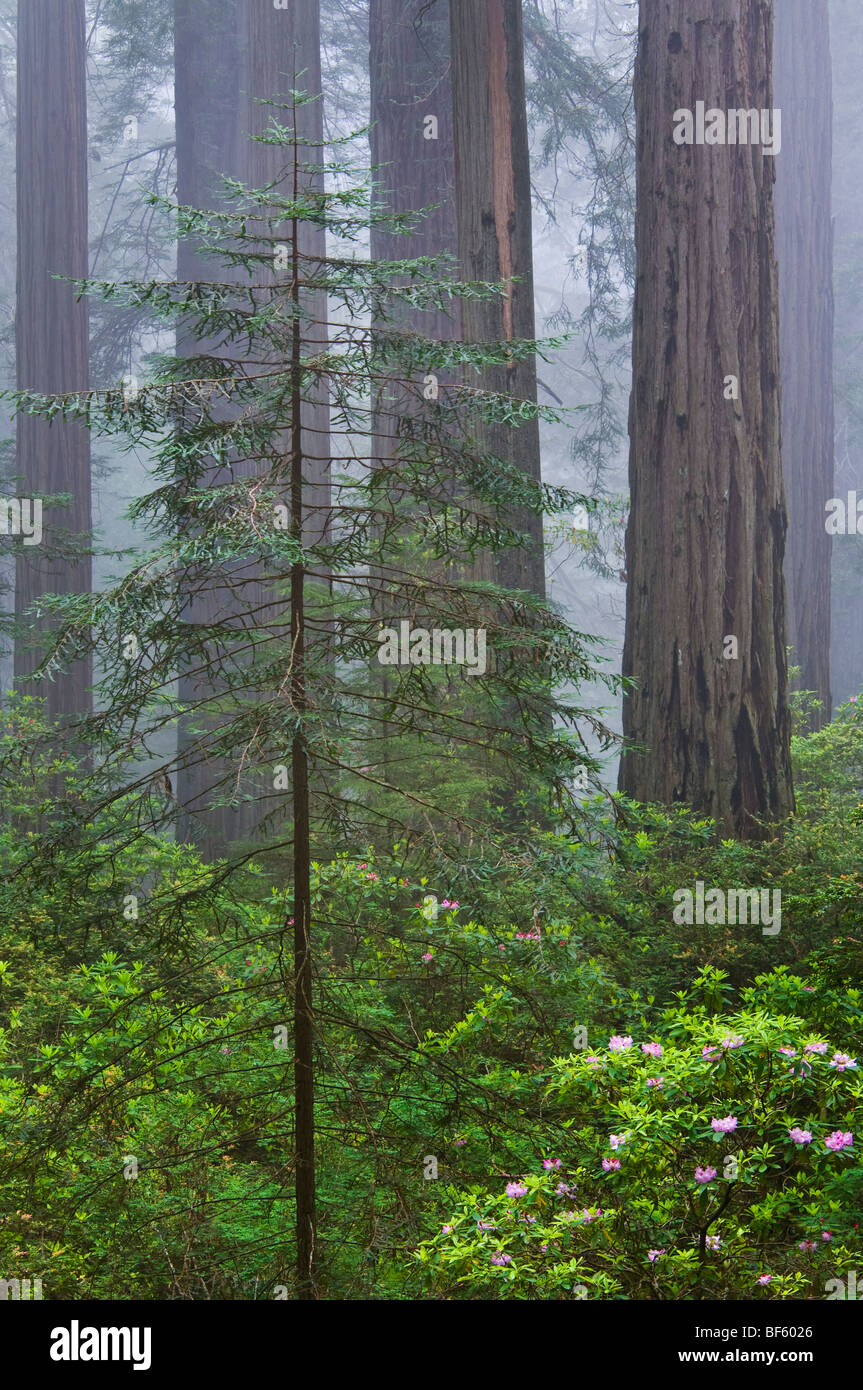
[4, 91, 620, 875]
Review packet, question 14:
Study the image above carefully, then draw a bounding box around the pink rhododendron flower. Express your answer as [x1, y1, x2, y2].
[648, 1249, 665, 1262]
[646, 1076, 664, 1088]
[706, 1236, 720, 1251]
[442, 1225, 452, 1235]
[824, 1131, 854, 1151]
[555, 1182, 576, 1197]
[505, 1181, 528, 1199]
[757, 1275, 772, 1286]
[609, 1035, 633, 1052]
[702, 1045, 720, 1060]
[695, 1167, 717, 1184]
[822, 1231, 832, 1242]
[602, 1157, 621, 1172]
[542, 1158, 562, 1170]
[421, 952, 433, 963]
[641, 1042, 663, 1058]
[490, 1252, 512, 1266]
[804, 1040, 828, 1054]
[711, 1115, 738, 1134]
[778, 1046, 796, 1057]
[609, 1133, 628, 1150]
[789, 1128, 813, 1145]
[829, 1052, 858, 1072]
[721, 1034, 744, 1050]
[799, 1241, 816, 1253]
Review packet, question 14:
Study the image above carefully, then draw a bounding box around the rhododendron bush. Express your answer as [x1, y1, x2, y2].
[416, 969, 862, 1299]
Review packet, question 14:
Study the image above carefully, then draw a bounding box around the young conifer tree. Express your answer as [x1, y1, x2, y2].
[6, 94, 618, 1295]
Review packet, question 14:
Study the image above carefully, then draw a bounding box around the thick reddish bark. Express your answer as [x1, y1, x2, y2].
[619, 0, 794, 838]
[450, 0, 546, 600]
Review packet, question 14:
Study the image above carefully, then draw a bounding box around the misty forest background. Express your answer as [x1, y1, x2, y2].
[0, 0, 861, 1301]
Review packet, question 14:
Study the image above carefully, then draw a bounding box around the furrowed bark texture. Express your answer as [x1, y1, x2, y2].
[450, 0, 545, 600]
[619, 0, 794, 838]
[15, 0, 92, 723]
[773, 0, 833, 727]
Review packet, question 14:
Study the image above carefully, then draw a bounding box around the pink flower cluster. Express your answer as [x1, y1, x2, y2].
[788, 1127, 812, 1145]
[824, 1131, 854, 1152]
[695, 1166, 717, 1184]
[829, 1052, 858, 1072]
[710, 1115, 738, 1134]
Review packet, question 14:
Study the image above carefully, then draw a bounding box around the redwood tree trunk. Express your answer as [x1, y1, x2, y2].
[174, 0, 248, 852]
[247, 0, 329, 551]
[619, 0, 794, 839]
[450, 0, 546, 601]
[369, 0, 458, 345]
[15, 0, 92, 725]
[773, 0, 833, 728]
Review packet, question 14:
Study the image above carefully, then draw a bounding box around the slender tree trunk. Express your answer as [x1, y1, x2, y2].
[247, 0, 323, 1298]
[619, 0, 794, 839]
[15, 0, 92, 725]
[450, 0, 545, 602]
[773, 0, 833, 728]
[288, 172, 316, 1300]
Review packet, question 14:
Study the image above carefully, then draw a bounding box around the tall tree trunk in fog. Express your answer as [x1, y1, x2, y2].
[829, 0, 863, 708]
[619, 0, 794, 839]
[368, 0, 459, 745]
[174, 0, 247, 851]
[247, 0, 326, 1301]
[450, 0, 546, 601]
[15, 0, 92, 725]
[773, 0, 833, 729]
[369, 0, 458, 346]
[248, 0, 329, 552]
